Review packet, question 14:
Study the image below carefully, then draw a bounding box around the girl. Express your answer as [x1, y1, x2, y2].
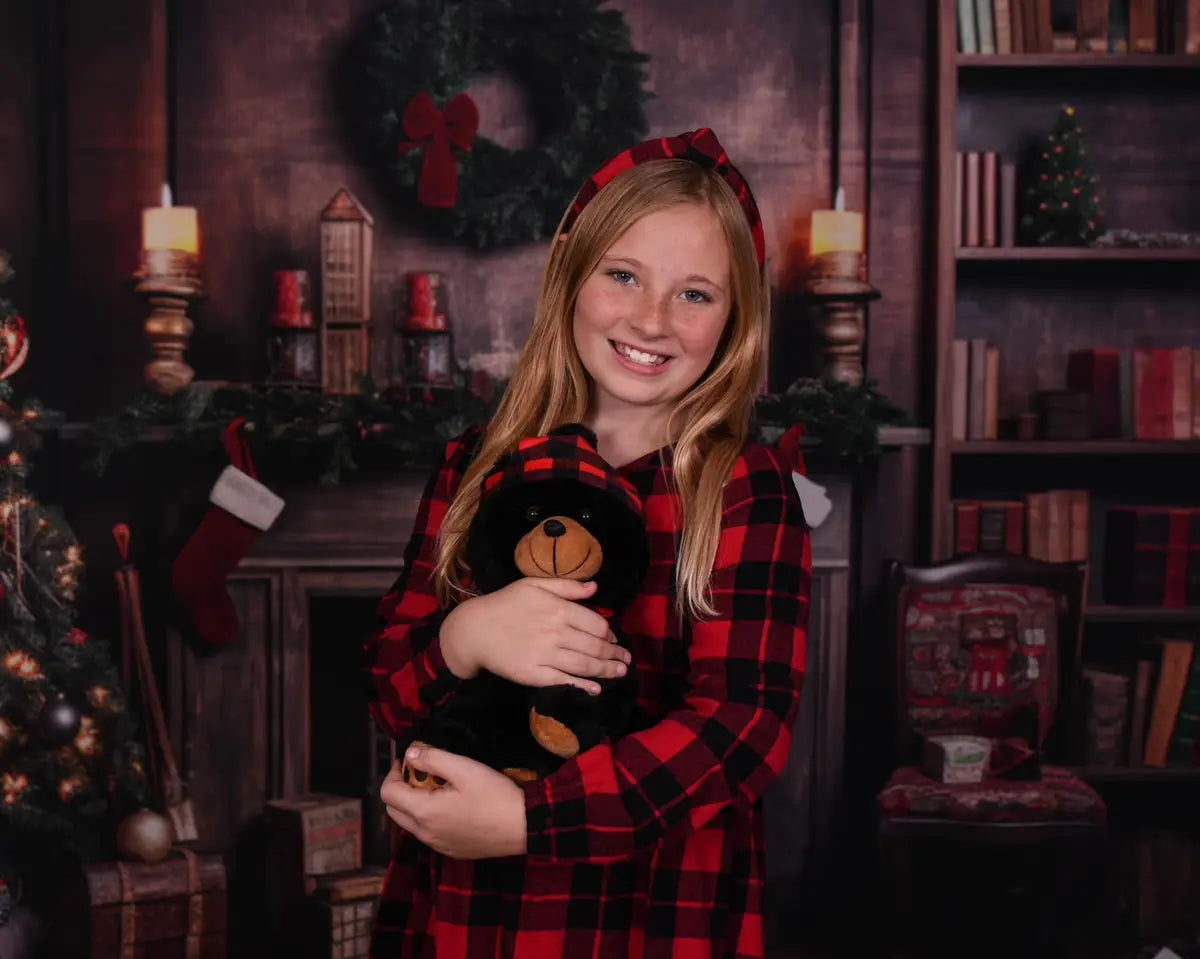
[365, 128, 811, 958]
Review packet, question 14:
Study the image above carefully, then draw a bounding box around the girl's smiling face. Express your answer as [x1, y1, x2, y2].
[572, 202, 732, 423]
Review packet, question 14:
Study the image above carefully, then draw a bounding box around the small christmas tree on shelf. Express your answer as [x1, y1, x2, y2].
[1019, 105, 1106, 247]
[0, 252, 150, 867]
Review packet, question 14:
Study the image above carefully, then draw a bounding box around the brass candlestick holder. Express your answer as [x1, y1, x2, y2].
[807, 250, 879, 387]
[135, 248, 202, 395]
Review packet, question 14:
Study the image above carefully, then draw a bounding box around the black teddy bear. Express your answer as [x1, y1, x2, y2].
[402, 423, 651, 789]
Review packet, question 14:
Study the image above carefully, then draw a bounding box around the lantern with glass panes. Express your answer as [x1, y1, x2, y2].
[319, 188, 373, 394]
[266, 269, 320, 388]
[393, 271, 455, 395]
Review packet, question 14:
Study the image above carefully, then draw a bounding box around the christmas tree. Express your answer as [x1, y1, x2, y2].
[1019, 105, 1106, 247]
[0, 252, 149, 866]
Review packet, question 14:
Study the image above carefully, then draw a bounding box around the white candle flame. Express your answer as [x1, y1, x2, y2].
[834, 186, 845, 211]
[161, 183, 172, 208]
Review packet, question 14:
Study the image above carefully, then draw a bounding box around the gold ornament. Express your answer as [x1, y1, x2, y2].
[3, 651, 41, 681]
[116, 808, 174, 863]
[73, 715, 100, 756]
[3, 772, 29, 805]
[58, 774, 86, 802]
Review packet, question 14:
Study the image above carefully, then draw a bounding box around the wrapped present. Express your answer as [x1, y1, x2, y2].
[308, 868, 387, 959]
[265, 793, 362, 877]
[920, 734, 991, 784]
[264, 794, 363, 944]
[51, 848, 227, 959]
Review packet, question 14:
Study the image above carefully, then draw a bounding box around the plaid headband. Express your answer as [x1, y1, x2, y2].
[562, 128, 766, 268]
[483, 425, 643, 518]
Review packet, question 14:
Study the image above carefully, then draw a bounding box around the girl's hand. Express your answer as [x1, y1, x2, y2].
[439, 578, 630, 695]
[380, 746, 527, 860]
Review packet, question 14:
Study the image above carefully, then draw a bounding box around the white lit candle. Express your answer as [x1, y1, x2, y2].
[810, 186, 864, 256]
[142, 183, 199, 254]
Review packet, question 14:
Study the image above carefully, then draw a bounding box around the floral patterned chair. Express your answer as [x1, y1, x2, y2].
[876, 554, 1109, 957]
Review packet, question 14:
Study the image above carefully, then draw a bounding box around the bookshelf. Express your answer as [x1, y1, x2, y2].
[932, 0, 1200, 790]
[932, 0, 1200, 559]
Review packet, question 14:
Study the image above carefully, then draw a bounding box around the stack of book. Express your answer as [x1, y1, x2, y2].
[1082, 637, 1200, 769]
[951, 489, 1090, 560]
[958, 0, 1200, 55]
[1067, 347, 1199, 441]
[1103, 506, 1200, 607]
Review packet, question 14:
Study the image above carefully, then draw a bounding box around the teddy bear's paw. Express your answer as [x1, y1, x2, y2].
[502, 767, 540, 785]
[530, 707, 580, 758]
[401, 744, 447, 790]
[402, 762, 447, 790]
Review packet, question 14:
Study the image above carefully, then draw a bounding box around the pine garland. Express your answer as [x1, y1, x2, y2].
[78, 373, 911, 483]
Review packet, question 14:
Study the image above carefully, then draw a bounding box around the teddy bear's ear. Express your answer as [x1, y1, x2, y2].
[550, 422, 598, 449]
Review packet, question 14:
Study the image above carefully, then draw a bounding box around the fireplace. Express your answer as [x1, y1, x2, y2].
[164, 464, 858, 949]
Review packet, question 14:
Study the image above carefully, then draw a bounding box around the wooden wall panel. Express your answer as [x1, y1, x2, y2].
[866, 0, 930, 415]
[0, 2, 37, 329]
[61, 0, 168, 414]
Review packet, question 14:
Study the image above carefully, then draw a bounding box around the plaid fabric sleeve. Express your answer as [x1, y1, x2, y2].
[524, 444, 810, 863]
[364, 427, 480, 741]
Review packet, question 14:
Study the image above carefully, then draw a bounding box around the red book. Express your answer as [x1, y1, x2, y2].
[1132, 348, 1175, 439]
[1066, 348, 1121, 438]
[954, 501, 981, 554]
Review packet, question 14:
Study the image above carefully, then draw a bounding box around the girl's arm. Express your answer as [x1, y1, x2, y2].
[363, 427, 481, 741]
[522, 444, 810, 863]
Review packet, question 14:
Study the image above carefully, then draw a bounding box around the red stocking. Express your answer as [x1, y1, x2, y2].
[171, 418, 284, 647]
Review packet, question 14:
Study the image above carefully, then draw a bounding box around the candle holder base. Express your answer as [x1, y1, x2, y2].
[135, 262, 202, 396]
[806, 274, 880, 388]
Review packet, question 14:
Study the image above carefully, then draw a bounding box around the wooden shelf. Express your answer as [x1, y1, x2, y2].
[958, 53, 1200, 70]
[1070, 765, 1200, 784]
[957, 246, 1200, 262]
[950, 439, 1200, 455]
[1086, 605, 1200, 624]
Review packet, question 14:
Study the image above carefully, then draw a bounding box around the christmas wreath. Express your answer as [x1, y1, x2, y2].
[338, 0, 652, 250]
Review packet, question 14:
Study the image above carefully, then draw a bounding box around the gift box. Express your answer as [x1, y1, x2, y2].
[51, 849, 227, 959]
[265, 793, 362, 877]
[920, 734, 992, 783]
[307, 868, 387, 959]
[264, 794, 363, 944]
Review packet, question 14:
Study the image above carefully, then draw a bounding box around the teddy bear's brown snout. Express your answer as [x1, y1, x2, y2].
[514, 516, 604, 580]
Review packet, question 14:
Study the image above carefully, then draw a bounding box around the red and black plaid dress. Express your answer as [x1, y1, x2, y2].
[365, 425, 811, 958]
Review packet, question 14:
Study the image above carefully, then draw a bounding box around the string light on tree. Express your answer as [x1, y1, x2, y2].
[0, 251, 150, 866]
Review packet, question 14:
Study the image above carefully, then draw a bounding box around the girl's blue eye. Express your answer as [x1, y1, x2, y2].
[609, 270, 635, 285]
[682, 289, 712, 304]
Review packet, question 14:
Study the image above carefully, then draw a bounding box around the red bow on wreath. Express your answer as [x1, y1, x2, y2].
[398, 91, 479, 210]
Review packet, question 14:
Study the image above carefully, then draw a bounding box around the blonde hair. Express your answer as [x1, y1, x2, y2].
[434, 159, 766, 620]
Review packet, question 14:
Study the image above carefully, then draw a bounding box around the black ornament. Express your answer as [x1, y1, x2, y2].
[38, 692, 81, 745]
